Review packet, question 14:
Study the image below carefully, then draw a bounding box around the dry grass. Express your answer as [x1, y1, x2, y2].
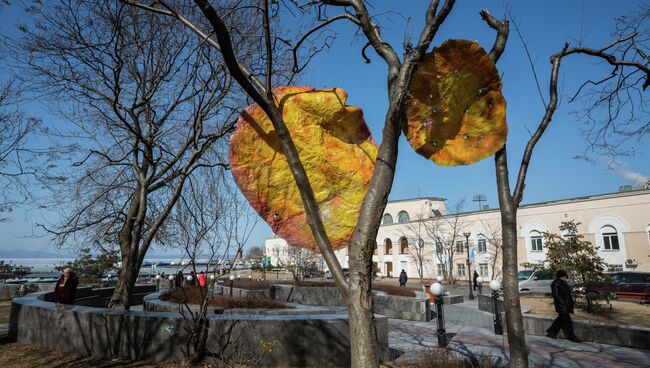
[228, 279, 273, 290]
[0, 343, 183, 368]
[381, 348, 548, 368]
[161, 287, 290, 309]
[373, 284, 416, 297]
[521, 296, 650, 328]
[293, 280, 416, 297]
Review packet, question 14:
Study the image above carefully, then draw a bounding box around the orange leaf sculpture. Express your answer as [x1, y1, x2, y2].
[405, 39, 508, 166]
[229, 86, 378, 252]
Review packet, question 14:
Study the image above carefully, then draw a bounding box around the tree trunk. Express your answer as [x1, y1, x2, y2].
[495, 148, 528, 368]
[108, 250, 139, 310]
[348, 242, 378, 368]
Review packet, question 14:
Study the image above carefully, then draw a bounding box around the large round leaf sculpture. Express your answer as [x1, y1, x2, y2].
[405, 39, 508, 166]
[230, 86, 378, 252]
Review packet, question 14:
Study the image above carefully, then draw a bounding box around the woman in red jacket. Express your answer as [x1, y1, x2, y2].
[53, 268, 79, 304]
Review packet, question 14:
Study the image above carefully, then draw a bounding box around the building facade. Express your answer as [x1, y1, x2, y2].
[265, 189, 650, 279]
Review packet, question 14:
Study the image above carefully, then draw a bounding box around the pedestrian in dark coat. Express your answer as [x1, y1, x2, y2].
[53, 268, 79, 304]
[399, 270, 408, 287]
[175, 271, 184, 288]
[546, 269, 582, 342]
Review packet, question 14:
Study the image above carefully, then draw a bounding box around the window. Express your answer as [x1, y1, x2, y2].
[627, 273, 644, 283]
[384, 238, 393, 255]
[455, 240, 464, 253]
[479, 263, 488, 277]
[601, 226, 620, 251]
[397, 210, 410, 223]
[435, 241, 443, 254]
[530, 231, 543, 252]
[478, 237, 487, 253]
[399, 237, 409, 254]
[456, 263, 466, 277]
[382, 214, 393, 225]
[608, 264, 623, 272]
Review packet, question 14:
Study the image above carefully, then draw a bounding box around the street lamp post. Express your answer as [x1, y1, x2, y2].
[418, 238, 424, 290]
[463, 232, 474, 300]
[476, 276, 483, 295]
[155, 274, 161, 292]
[430, 282, 447, 347]
[490, 280, 504, 335]
[229, 275, 235, 296]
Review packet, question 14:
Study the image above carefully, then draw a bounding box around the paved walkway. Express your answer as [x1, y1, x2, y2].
[389, 297, 650, 368]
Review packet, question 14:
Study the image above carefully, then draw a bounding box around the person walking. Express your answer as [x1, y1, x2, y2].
[198, 271, 207, 287]
[546, 269, 582, 343]
[174, 271, 183, 288]
[187, 271, 196, 286]
[53, 267, 79, 304]
[399, 269, 408, 287]
[473, 270, 479, 291]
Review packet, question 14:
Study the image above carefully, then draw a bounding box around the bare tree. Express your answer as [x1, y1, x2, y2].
[572, 5, 650, 158]
[285, 246, 320, 281]
[420, 198, 469, 284]
[11, 0, 265, 309]
[483, 7, 649, 366]
[0, 79, 40, 221]
[479, 218, 502, 281]
[167, 167, 258, 365]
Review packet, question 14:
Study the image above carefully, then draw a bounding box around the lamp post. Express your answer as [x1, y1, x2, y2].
[490, 279, 503, 335]
[155, 274, 161, 292]
[229, 275, 235, 296]
[476, 276, 483, 295]
[167, 275, 174, 289]
[430, 282, 447, 347]
[418, 238, 424, 290]
[463, 232, 474, 300]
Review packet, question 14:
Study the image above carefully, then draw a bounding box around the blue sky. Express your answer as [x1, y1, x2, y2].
[1, 0, 648, 257]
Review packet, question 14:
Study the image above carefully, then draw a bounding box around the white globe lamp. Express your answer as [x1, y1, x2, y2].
[430, 282, 444, 296]
[489, 279, 501, 291]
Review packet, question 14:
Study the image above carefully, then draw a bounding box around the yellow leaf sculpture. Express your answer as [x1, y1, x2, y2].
[405, 39, 508, 166]
[229, 86, 378, 252]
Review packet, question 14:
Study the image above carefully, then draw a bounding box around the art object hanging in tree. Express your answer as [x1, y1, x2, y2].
[230, 86, 378, 253]
[405, 39, 508, 166]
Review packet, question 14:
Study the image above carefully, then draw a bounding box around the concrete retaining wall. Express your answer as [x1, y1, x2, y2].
[522, 313, 650, 349]
[0, 283, 56, 300]
[144, 293, 345, 316]
[9, 288, 390, 366]
[477, 295, 649, 349]
[269, 284, 430, 322]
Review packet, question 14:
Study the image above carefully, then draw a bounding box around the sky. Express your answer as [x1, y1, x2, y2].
[0, 0, 648, 258]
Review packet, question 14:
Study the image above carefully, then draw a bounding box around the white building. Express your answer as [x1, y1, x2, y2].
[264, 189, 650, 280]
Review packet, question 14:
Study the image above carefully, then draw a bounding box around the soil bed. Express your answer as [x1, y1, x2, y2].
[161, 286, 290, 309]
[521, 296, 650, 328]
[294, 280, 416, 297]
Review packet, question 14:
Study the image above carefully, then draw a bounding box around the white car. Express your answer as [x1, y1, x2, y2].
[518, 270, 555, 293]
[324, 270, 332, 279]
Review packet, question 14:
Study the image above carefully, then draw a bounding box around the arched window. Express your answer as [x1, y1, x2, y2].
[418, 238, 425, 248]
[382, 213, 393, 225]
[477, 236, 487, 253]
[397, 210, 410, 223]
[601, 225, 620, 251]
[384, 238, 393, 255]
[530, 231, 543, 252]
[400, 237, 409, 254]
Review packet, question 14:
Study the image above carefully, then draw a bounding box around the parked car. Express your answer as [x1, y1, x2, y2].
[324, 268, 349, 280]
[518, 269, 555, 293]
[583, 271, 650, 302]
[303, 268, 324, 278]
